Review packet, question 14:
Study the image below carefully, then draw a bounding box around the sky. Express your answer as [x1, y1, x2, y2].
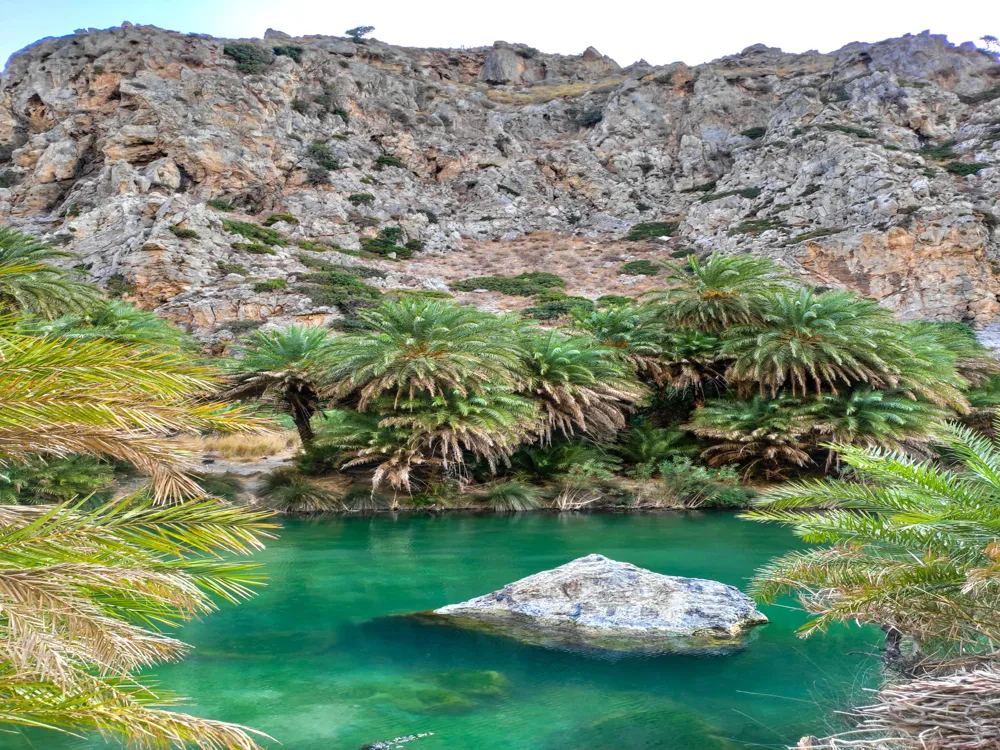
[0, 0, 994, 71]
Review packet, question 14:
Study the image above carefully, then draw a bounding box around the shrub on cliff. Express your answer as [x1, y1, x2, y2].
[223, 42, 272, 74]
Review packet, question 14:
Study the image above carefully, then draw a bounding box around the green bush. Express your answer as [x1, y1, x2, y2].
[296, 240, 333, 252]
[345, 25, 375, 43]
[919, 141, 960, 160]
[945, 162, 990, 176]
[169, 225, 198, 239]
[263, 213, 298, 226]
[206, 198, 237, 211]
[223, 219, 287, 245]
[0, 454, 115, 505]
[374, 154, 405, 170]
[254, 278, 288, 292]
[658, 458, 755, 509]
[522, 294, 594, 320]
[223, 43, 272, 74]
[596, 294, 634, 307]
[741, 126, 767, 139]
[784, 228, 842, 245]
[404, 239, 424, 253]
[272, 45, 303, 63]
[348, 193, 374, 205]
[625, 221, 679, 241]
[217, 261, 248, 275]
[232, 242, 276, 255]
[821, 123, 875, 139]
[620, 260, 660, 276]
[958, 85, 1000, 105]
[308, 142, 341, 170]
[105, 274, 134, 298]
[451, 272, 565, 296]
[0, 170, 18, 188]
[306, 165, 330, 185]
[0, 144, 13, 164]
[729, 217, 786, 235]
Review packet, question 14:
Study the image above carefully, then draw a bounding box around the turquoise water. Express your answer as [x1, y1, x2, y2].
[4, 513, 882, 749]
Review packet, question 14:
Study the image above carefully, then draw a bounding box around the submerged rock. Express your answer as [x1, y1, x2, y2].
[427, 554, 768, 654]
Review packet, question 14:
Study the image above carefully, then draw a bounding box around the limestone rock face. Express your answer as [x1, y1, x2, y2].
[0, 26, 998, 341]
[430, 554, 768, 653]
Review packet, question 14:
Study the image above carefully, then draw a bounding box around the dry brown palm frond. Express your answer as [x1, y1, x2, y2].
[800, 664, 1000, 750]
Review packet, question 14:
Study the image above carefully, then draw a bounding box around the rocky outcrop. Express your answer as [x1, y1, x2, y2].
[0, 25, 998, 339]
[426, 554, 768, 653]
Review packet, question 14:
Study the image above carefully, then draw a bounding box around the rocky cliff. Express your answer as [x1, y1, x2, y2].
[1, 24, 999, 341]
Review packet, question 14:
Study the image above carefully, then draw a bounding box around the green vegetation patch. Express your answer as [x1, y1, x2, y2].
[741, 127, 767, 139]
[263, 213, 298, 226]
[254, 278, 288, 292]
[348, 193, 374, 205]
[944, 162, 990, 176]
[272, 45, 303, 63]
[619, 260, 661, 276]
[625, 222, 680, 241]
[308, 142, 341, 171]
[232, 242, 276, 255]
[223, 219, 287, 246]
[522, 293, 595, 321]
[451, 272, 566, 296]
[169, 225, 198, 239]
[784, 228, 843, 245]
[680, 181, 717, 193]
[596, 294, 635, 307]
[223, 43, 272, 74]
[729, 218, 786, 235]
[374, 154, 405, 170]
[217, 261, 248, 275]
[820, 123, 875, 139]
[919, 140, 960, 160]
[959, 85, 1000, 105]
[206, 198, 237, 211]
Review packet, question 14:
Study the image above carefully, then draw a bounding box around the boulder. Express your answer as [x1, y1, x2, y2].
[427, 554, 768, 654]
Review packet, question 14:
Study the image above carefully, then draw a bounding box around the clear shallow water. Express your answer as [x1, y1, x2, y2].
[5, 513, 882, 750]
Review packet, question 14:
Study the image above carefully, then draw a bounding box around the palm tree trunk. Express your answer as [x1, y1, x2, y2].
[286, 390, 316, 446]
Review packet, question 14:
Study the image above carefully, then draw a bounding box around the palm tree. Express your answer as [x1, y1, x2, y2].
[645, 253, 789, 332]
[0, 227, 98, 317]
[571, 304, 670, 378]
[745, 424, 1000, 655]
[722, 289, 905, 396]
[611, 421, 698, 467]
[686, 394, 816, 476]
[317, 382, 538, 491]
[326, 299, 525, 408]
[519, 330, 646, 441]
[0, 319, 262, 500]
[258, 467, 343, 513]
[221, 325, 335, 445]
[891, 322, 977, 412]
[40, 298, 194, 350]
[810, 389, 946, 462]
[0, 498, 275, 749]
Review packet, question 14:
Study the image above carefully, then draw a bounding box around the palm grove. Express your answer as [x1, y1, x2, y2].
[1, 221, 1000, 748]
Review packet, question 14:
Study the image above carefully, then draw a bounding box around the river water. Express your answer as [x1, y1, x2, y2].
[4, 513, 882, 749]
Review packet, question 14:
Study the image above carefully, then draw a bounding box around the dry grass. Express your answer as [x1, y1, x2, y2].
[487, 77, 626, 104]
[401, 232, 674, 310]
[180, 431, 300, 460]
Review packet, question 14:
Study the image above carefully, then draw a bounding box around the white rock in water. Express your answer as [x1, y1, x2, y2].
[430, 554, 768, 654]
